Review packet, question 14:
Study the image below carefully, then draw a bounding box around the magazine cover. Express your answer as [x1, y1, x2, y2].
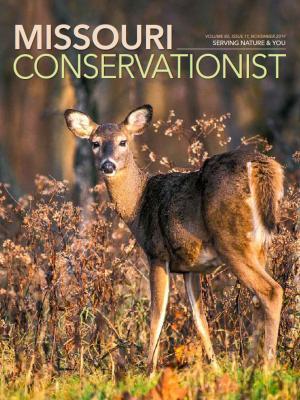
[0, 1, 299, 399]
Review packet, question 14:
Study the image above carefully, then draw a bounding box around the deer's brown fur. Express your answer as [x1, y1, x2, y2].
[64, 105, 284, 373]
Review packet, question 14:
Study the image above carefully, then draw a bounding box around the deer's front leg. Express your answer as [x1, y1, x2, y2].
[147, 260, 170, 375]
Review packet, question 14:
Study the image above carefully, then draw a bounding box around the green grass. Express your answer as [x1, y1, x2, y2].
[0, 362, 299, 400]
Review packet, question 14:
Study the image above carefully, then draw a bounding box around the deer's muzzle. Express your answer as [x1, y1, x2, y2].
[100, 160, 116, 175]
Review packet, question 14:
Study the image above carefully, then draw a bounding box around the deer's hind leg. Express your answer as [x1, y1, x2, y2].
[248, 249, 268, 361]
[249, 295, 265, 361]
[184, 272, 219, 369]
[220, 250, 283, 365]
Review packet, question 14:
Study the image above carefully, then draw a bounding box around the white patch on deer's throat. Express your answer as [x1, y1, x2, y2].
[247, 162, 271, 245]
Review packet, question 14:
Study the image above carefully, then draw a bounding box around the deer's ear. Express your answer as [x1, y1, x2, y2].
[64, 109, 97, 138]
[123, 105, 153, 135]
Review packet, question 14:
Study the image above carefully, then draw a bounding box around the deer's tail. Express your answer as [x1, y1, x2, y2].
[247, 158, 284, 242]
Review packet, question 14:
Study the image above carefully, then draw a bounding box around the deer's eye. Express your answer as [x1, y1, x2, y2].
[92, 141, 100, 149]
[119, 140, 127, 147]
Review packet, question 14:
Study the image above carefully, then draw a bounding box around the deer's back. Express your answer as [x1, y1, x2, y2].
[133, 149, 277, 272]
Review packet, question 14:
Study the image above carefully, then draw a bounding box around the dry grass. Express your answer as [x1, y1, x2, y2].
[0, 113, 299, 399]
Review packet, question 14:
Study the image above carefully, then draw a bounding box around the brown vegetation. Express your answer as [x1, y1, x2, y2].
[0, 115, 298, 385]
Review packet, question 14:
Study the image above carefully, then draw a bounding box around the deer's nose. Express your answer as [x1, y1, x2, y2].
[100, 160, 116, 175]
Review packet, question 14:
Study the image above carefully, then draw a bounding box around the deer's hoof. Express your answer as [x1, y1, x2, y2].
[146, 363, 156, 377]
[211, 359, 221, 373]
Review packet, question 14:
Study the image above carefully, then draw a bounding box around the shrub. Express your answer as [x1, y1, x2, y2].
[0, 113, 298, 382]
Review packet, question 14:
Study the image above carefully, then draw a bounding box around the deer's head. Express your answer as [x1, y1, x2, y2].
[64, 105, 152, 177]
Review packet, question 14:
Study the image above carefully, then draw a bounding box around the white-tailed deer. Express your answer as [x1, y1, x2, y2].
[64, 105, 284, 373]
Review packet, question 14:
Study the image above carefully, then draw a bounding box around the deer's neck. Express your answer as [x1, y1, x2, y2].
[105, 156, 147, 224]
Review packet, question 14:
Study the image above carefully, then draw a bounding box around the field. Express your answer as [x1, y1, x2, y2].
[0, 115, 299, 399]
[1, 359, 299, 399]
